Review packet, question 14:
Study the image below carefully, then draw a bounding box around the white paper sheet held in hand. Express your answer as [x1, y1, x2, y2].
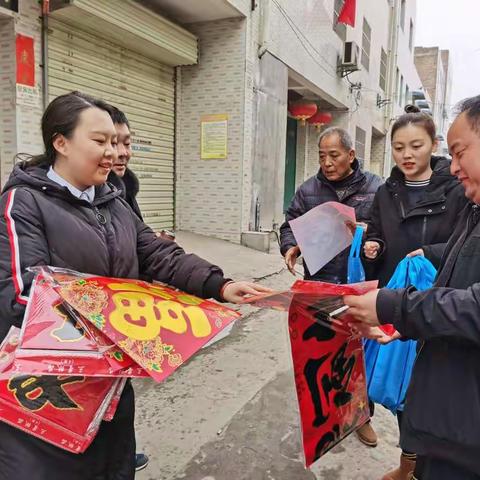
[289, 201, 356, 276]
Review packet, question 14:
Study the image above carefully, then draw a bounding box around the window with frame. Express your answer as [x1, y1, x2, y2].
[400, 0, 406, 31]
[333, 0, 347, 41]
[405, 84, 410, 104]
[409, 19, 414, 51]
[355, 127, 366, 167]
[361, 18, 371, 71]
[379, 48, 387, 91]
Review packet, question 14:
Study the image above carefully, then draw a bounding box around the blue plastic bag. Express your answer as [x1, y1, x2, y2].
[365, 256, 436, 413]
[347, 226, 365, 284]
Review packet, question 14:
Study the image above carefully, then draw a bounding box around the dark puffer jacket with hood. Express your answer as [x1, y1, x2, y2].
[0, 161, 230, 480]
[108, 167, 142, 220]
[280, 158, 383, 283]
[364, 156, 468, 287]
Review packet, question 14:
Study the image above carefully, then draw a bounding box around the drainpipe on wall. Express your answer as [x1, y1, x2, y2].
[41, 2, 49, 110]
[258, 0, 270, 58]
[383, 0, 399, 177]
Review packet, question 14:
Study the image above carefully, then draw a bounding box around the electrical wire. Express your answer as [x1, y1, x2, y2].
[270, 0, 454, 117]
[270, 0, 374, 111]
[271, 0, 339, 73]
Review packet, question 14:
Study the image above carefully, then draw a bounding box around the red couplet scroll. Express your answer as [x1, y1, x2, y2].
[245, 280, 378, 467]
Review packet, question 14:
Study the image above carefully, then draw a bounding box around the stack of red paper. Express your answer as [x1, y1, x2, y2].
[0, 267, 241, 453]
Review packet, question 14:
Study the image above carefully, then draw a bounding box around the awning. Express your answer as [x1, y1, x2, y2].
[49, 0, 198, 65]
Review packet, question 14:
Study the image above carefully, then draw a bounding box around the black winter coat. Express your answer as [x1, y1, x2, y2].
[0, 162, 229, 480]
[280, 159, 383, 283]
[365, 156, 467, 287]
[107, 168, 142, 220]
[377, 203, 480, 475]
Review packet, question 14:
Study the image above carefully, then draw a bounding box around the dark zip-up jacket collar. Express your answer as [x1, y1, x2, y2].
[280, 158, 383, 283]
[4, 161, 121, 207]
[316, 158, 366, 199]
[107, 168, 143, 220]
[385, 156, 458, 219]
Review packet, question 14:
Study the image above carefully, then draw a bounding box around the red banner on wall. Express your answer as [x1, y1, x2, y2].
[16, 34, 35, 87]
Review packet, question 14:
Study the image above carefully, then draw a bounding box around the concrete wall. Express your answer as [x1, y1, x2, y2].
[267, 0, 348, 109]
[176, 18, 247, 242]
[415, 46, 451, 137]
[414, 46, 440, 115]
[346, 0, 392, 140]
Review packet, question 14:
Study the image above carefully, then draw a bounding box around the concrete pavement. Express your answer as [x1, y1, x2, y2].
[135, 231, 400, 480]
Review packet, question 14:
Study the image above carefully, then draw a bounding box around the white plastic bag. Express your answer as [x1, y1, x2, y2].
[289, 201, 355, 276]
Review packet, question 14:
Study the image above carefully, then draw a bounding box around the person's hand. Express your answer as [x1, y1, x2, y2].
[345, 221, 368, 236]
[364, 241, 380, 259]
[357, 222, 368, 233]
[222, 281, 273, 303]
[285, 246, 300, 275]
[350, 325, 401, 344]
[156, 230, 176, 241]
[407, 248, 424, 257]
[344, 289, 380, 327]
[377, 329, 402, 344]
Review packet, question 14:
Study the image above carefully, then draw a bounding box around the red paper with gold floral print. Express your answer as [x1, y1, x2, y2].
[52, 274, 241, 383]
[20, 275, 104, 352]
[16, 275, 143, 377]
[0, 327, 119, 453]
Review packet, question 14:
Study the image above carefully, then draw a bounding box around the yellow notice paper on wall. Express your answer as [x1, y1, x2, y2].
[200, 114, 228, 159]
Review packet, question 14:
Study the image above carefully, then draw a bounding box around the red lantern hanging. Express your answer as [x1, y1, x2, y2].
[307, 111, 333, 129]
[288, 102, 318, 126]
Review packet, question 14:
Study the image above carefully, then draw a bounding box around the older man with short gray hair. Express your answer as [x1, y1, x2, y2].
[281, 127, 382, 283]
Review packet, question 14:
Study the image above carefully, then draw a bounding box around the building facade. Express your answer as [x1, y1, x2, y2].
[414, 46, 452, 155]
[1, 0, 428, 247]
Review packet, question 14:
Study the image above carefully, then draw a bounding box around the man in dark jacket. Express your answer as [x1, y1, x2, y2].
[105, 106, 149, 472]
[107, 107, 143, 220]
[345, 95, 480, 479]
[280, 126, 383, 284]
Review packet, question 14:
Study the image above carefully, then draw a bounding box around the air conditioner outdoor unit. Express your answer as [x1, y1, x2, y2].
[337, 41, 360, 77]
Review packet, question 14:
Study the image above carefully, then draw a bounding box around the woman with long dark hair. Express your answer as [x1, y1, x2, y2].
[0, 91, 269, 479]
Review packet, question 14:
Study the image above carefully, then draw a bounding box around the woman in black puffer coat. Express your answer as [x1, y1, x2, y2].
[362, 106, 468, 480]
[0, 92, 268, 480]
[364, 156, 467, 287]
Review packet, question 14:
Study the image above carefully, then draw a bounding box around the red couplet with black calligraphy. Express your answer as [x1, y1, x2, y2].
[53, 275, 241, 383]
[244, 280, 377, 467]
[0, 327, 119, 453]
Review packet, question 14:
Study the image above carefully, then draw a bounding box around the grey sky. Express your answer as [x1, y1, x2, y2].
[416, 0, 480, 107]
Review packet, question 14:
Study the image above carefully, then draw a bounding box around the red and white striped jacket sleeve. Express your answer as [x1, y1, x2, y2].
[0, 188, 50, 340]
